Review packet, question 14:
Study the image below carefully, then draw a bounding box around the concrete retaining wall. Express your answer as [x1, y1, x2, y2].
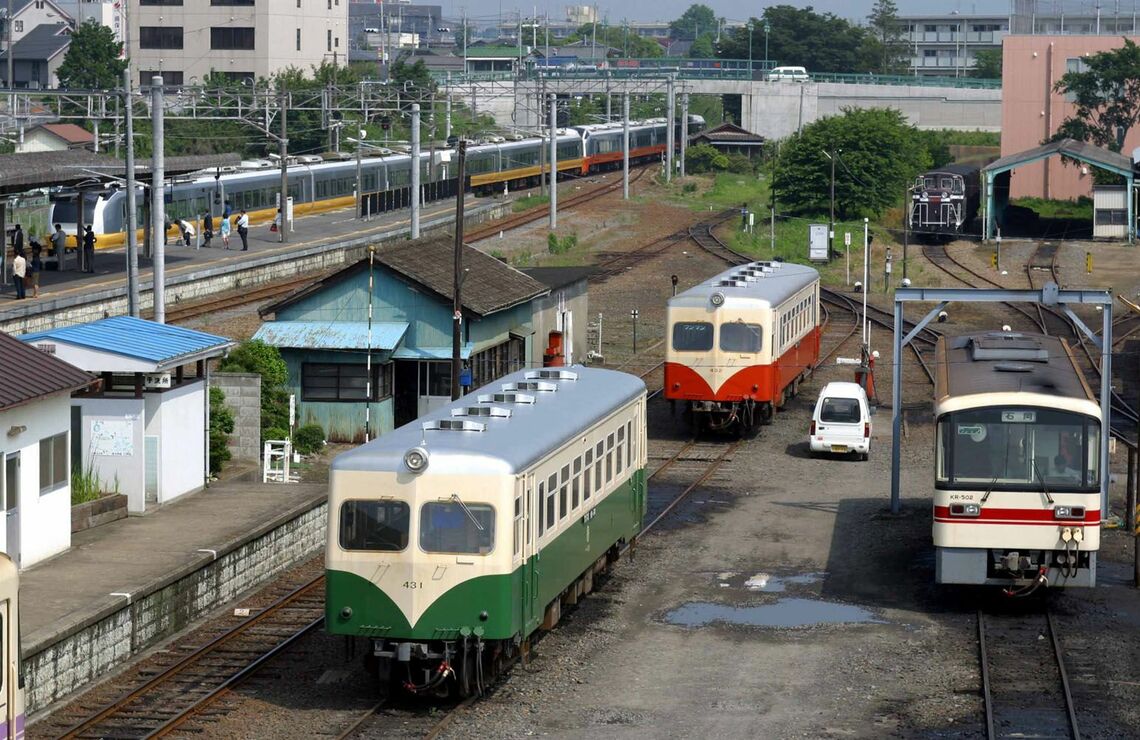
[212, 372, 262, 463]
[24, 500, 327, 714]
[0, 201, 511, 336]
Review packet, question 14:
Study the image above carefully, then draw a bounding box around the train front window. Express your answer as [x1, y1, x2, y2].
[936, 407, 1100, 492]
[951, 177, 964, 194]
[420, 501, 495, 554]
[339, 500, 410, 551]
[672, 322, 713, 351]
[720, 322, 762, 352]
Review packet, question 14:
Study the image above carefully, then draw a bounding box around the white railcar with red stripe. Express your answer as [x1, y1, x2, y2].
[665, 260, 820, 433]
[933, 332, 1102, 588]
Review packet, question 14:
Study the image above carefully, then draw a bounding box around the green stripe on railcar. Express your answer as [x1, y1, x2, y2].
[327, 468, 645, 640]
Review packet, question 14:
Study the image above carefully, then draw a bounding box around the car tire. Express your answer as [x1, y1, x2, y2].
[860, 452, 869, 461]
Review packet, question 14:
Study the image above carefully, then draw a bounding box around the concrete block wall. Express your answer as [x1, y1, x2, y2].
[23, 501, 327, 714]
[0, 200, 512, 336]
[212, 372, 262, 463]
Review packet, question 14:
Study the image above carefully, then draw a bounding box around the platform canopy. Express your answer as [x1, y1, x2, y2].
[0, 151, 242, 196]
[981, 138, 1135, 242]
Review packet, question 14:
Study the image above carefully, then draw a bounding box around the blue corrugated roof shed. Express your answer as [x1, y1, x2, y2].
[252, 321, 409, 351]
[21, 316, 233, 368]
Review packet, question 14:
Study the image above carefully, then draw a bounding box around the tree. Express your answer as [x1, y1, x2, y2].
[670, 4, 717, 40]
[1052, 39, 1140, 151]
[717, 7, 870, 74]
[865, 0, 908, 74]
[390, 59, 436, 93]
[568, 24, 662, 58]
[218, 340, 290, 443]
[56, 19, 127, 90]
[970, 48, 1003, 79]
[690, 35, 716, 59]
[686, 143, 729, 173]
[208, 387, 235, 476]
[772, 108, 931, 219]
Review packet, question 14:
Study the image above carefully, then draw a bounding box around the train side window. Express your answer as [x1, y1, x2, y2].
[626, 420, 633, 469]
[595, 441, 604, 489]
[572, 458, 582, 509]
[560, 464, 570, 520]
[720, 322, 762, 352]
[514, 495, 522, 556]
[672, 321, 713, 351]
[606, 433, 615, 483]
[584, 449, 594, 500]
[537, 482, 545, 536]
[616, 426, 625, 475]
[547, 475, 557, 529]
[420, 501, 495, 555]
[339, 500, 410, 551]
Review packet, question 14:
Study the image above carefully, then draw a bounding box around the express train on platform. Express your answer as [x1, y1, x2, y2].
[665, 260, 821, 433]
[907, 163, 981, 241]
[933, 331, 1103, 591]
[325, 367, 647, 697]
[48, 115, 705, 249]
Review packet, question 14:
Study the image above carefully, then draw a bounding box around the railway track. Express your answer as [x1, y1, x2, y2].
[53, 572, 326, 739]
[466, 166, 649, 242]
[979, 608, 1080, 740]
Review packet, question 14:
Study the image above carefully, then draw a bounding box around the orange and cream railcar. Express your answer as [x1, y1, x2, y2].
[665, 261, 820, 433]
[933, 332, 1103, 589]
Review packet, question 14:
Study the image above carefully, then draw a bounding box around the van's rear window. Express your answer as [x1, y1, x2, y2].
[820, 398, 861, 423]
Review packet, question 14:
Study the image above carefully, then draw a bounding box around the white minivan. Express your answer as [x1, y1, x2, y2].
[809, 381, 871, 460]
[766, 66, 810, 82]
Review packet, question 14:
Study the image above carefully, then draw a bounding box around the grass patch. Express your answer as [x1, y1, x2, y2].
[1011, 197, 1093, 220]
[72, 459, 118, 505]
[512, 194, 550, 212]
[666, 172, 769, 213]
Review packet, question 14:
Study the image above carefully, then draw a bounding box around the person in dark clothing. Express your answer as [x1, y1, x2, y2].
[29, 242, 42, 298]
[222, 200, 233, 220]
[82, 225, 96, 273]
[236, 209, 250, 251]
[202, 213, 214, 247]
[12, 224, 23, 254]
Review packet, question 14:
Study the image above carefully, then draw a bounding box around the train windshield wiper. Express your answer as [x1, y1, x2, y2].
[450, 493, 485, 531]
[1031, 460, 1055, 504]
[980, 475, 999, 504]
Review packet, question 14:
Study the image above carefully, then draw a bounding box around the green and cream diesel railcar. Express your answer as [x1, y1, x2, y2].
[326, 367, 647, 696]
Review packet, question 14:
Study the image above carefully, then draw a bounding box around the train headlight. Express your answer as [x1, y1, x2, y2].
[1054, 506, 1085, 520]
[949, 503, 981, 517]
[404, 446, 429, 473]
[710, 291, 726, 307]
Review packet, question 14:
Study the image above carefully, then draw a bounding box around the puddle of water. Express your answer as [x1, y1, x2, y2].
[665, 598, 884, 629]
[742, 572, 824, 592]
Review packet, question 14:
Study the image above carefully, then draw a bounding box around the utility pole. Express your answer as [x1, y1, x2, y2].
[622, 93, 630, 199]
[123, 67, 139, 317]
[355, 130, 363, 220]
[902, 186, 909, 281]
[278, 89, 288, 243]
[462, 8, 468, 74]
[824, 149, 836, 259]
[549, 93, 557, 229]
[680, 93, 689, 178]
[452, 141, 467, 401]
[445, 94, 452, 139]
[665, 76, 675, 182]
[6, 0, 12, 90]
[411, 102, 421, 238]
[151, 76, 165, 324]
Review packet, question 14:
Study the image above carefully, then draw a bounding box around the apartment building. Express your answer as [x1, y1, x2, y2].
[127, 0, 348, 87]
[898, 13, 1008, 78]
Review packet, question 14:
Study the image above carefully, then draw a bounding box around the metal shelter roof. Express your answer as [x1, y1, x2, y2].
[252, 321, 408, 351]
[20, 316, 234, 372]
[0, 151, 243, 196]
[982, 138, 1134, 178]
[981, 138, 1135, 242]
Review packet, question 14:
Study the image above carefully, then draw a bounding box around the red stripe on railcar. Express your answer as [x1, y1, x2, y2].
[933, 505, 1100, 525]
[582, 144, 667, 174]
[664, 327, 822, 403]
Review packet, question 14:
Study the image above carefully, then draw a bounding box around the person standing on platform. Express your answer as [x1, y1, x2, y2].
[202, 212, 214, 247]
[220, 212, 232, 248]
[51, 223, 67, 259]
[12, 248, 26, 299]
[12, 224, 23, 255]
[82, 225, 96, 273]
[177, 218, 195, 247]
[236, 209, 250, 251]
[223, 200, 232, 221]
[29, 243, 42, 298]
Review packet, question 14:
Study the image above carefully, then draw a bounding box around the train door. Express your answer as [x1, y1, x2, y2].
[2, 455, 17, 568]
[522, 472, 539, 633]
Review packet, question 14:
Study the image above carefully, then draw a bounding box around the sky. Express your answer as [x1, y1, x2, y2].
[434, 0, 976, 26]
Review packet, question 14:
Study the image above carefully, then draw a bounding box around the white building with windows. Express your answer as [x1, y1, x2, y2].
[126, 0, 349, 87]
[0, 331, 96, 570]
[898, 13, 1009, 78]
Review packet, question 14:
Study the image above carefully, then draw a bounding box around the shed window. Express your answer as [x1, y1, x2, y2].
[302, 362, 392, 402]
[39, 432, 67, 494]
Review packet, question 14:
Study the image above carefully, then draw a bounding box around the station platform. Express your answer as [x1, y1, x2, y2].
[19, 476, 328, 713]
[0, 194, 489, 323]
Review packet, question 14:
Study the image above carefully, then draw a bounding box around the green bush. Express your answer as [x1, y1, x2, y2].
[685, 143, 730, 174]
[547, 232, 577, 254]
[726, 153, 755, 175]
[265, 426, 289, 443]
[218, 340, 290, 444]
[682, 182, 698, 193]
[293, 423, 326, 455]
[209, 386, 235, 475]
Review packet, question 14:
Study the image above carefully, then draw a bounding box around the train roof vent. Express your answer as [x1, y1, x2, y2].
[970, 334, 1049, 362]
[526, 369, 579, 381]
[502, 380, 559, 392]
[751, 260, 781, 270]
[717, 279, 746, 288]
[478, 392, 536, 405]
[730, 272, 759, 282]
[994, 362, 1035, 373]
[452, 406, 512, 419]
[423, 419, 487, 432]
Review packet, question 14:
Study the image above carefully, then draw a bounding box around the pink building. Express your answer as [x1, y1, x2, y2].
[1001, 34, 1140, 200]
